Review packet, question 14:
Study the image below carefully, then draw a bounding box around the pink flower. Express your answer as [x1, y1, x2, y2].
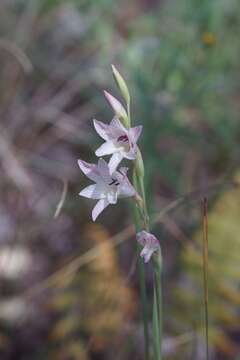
[78, 158, 136, 221]
[93, 117, 142, 174]
[136, 230, 160, 263]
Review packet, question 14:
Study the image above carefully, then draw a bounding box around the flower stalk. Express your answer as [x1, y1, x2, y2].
[111, 65, 163, 359]
[152, 252, 163, 359]
[135, 161, 163, 359]
[131, 101, 162, 358]
[77, 65, 163, 360]
[133, 171, 150, 359]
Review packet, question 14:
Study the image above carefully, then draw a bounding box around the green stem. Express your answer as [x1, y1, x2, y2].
[153, 254, 163, 359]
[138, 247, 150, 360]
[153, 285, 161, 360]
[134, 167, 163, 360]
[139, 177, 149, 230]
[133, 172, 150, 360]
[127, 101, 131, 126]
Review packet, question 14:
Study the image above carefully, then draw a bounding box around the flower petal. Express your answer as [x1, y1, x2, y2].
[79, 184, 102, 199]
[108, 152, 123, 174]
[119, 178, 136, 198]
[95, 141, 117, 157]
[107, 117, 127, 139]
[110, 117, 127, 133]
[136, 230, 149, 246]
[93, 119, 110, 141]
[97, 158, 111, 181]
[118, 167, 128, 177]
[107, 190, 118, 204]
[140, 247, 154, 263]
[129, 125, 143, 142]
[92, 199, 109, 221]
[78, 159, 100, 182]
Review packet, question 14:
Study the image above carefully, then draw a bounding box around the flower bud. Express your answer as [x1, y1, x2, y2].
[111, 64, 130, 105]
[135, 148, 145, 178]
[104, 90, 129, 127]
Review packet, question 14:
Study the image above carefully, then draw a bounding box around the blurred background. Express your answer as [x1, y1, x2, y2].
[0, 0, 239, 359]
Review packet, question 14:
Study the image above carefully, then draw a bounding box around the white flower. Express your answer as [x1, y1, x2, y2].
[78, 158, 136, 221]
[93, 117, 142, 174]
[136, 230, 160, 263]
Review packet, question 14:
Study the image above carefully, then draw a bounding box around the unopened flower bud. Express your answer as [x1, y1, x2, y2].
[104, 90, 129, 127]
[135, 148, 145, 178]
[111, 64, 130, 106]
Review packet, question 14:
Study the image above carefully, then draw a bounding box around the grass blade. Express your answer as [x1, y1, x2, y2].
[202, 197, 209, 360]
